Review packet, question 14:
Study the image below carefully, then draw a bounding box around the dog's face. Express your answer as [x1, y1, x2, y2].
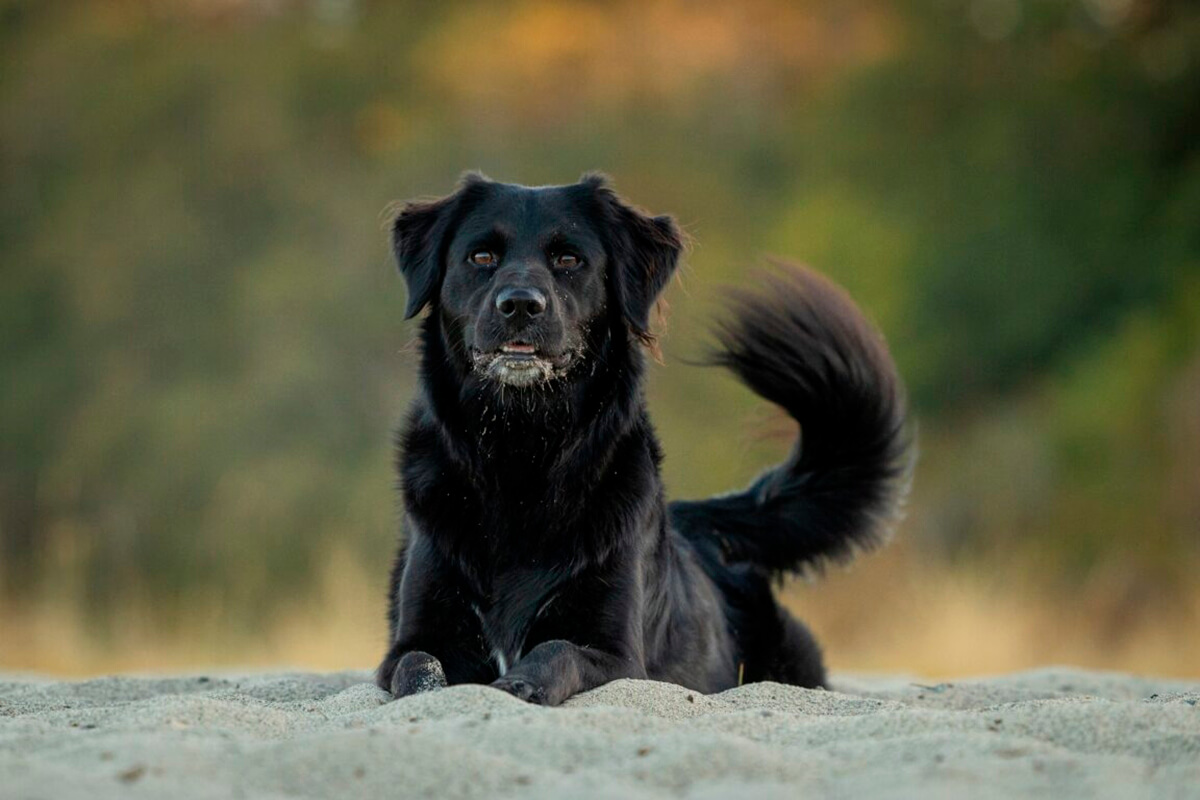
[438, 181, 609, 386]
[392, 174, 683, 388]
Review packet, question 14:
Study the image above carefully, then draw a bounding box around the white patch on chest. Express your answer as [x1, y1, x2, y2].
[474, 603, 515, 675]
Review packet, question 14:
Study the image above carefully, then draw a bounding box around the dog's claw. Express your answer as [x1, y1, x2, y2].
[491, 677, 546, 704]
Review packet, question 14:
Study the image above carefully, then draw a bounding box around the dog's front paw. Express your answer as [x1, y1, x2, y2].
[490, 676, 547, 705]
[388, 651, 448, 698]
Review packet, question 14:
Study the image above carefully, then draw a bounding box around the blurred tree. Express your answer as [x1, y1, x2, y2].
[0, 0, 1196, 624]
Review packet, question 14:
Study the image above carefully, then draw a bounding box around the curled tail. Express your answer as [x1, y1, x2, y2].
[670, 263, 912, 575]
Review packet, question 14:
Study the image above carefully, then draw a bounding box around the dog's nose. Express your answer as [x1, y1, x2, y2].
[495, 286, 547, 319]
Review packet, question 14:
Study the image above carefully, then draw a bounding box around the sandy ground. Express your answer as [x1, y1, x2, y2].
[1, 668, 1198, 799]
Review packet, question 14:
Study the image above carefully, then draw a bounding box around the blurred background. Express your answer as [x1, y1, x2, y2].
[2, 0, 1198, 678]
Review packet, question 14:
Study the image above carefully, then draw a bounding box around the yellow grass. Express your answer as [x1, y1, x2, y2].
[3, 546, 1198, 679]
[785, 547, 1200, 679]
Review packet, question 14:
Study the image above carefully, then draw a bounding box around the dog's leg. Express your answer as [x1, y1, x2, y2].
[376, 640, 441, 697]
[491, 639, 643, 706]
[380, 649, 448, 696]
[769, 609, 826, 688]
[376, 634, 497, 698]
[489, 561, 647, 705]
[375, 536, 492, 698]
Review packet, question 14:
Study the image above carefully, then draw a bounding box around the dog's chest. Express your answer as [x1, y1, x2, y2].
[470, 568, 562, 675]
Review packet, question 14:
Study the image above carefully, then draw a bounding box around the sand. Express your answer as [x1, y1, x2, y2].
[1, 668, 1197, 799]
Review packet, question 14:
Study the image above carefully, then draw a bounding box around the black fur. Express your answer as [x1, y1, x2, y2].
[375, 174, 911, 705]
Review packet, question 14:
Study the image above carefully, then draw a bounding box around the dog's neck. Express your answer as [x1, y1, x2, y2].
[402, 313, 665, 580]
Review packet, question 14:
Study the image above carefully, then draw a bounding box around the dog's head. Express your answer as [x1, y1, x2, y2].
[391, 173, 683, 387]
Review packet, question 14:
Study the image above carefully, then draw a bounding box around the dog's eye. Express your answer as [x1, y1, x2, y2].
[553, 253, 581, 270]
[469, 250, 497, 267]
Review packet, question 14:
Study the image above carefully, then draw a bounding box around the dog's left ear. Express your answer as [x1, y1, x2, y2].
[589, 175, 684, 342]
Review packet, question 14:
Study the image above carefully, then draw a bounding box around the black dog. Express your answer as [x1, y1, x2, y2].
[375, 173, 910, 705]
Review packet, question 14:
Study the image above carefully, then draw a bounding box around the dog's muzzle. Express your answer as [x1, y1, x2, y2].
[472, 342, 574, 387]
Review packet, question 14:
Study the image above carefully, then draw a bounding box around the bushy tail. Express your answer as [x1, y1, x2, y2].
[670, 263, 912, 575]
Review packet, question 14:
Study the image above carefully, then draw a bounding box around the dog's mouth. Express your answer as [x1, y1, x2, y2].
[498, 342, 538, 359]
[471, 341, 574, 386]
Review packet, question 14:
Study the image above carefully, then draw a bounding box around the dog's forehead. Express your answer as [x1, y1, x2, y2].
[464, 181, 599, 238]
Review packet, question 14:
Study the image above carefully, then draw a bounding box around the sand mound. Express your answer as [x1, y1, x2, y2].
[2, 668, 1197, 799]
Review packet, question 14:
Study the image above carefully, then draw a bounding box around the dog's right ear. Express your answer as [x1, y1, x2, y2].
[391, 174, 487, 319]
[392, 194, 456, 320]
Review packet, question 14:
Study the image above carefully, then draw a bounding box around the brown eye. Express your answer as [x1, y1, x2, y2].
[553, 253, 581, 269]
[469, 250, 496, 267]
